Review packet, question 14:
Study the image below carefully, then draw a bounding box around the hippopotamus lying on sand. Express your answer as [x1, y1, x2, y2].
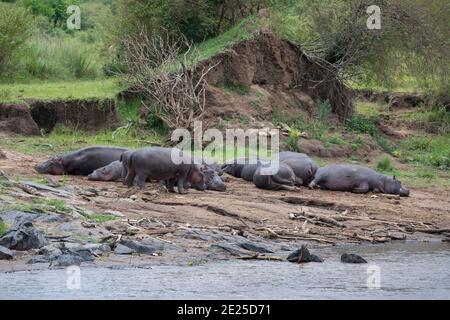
[36, 146, 128, 176]
[89, 159, 227, 192]
[88, 160, 123, 182]
[222, 152, 317, 186]
[309, 164, 410, 197]
[253, 163, 301, 191]
[279, 151, 319, 186]
[124, 147, 207, 193]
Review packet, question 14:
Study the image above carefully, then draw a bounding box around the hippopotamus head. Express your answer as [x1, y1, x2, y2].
[189, 167, 207, 191]
[88, 166, 111, 181]
[35, 156, 65, 175]
[383, 176, 410, 197]
[202, 168, 227, 192]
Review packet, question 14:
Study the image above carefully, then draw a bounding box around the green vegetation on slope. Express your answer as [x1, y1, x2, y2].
[0, 79, 121, 103]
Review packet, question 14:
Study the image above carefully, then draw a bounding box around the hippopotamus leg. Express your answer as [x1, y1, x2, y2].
[125, 168, 137, 188]
[136, 174, 148, 189]
[353, 182, 370, 194]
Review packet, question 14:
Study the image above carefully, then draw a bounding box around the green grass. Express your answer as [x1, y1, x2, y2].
[0, 126, 165, 156]
[399, 135, 450, 168]
[402, 105, 450, 134]
[1, 197, 71, 214]
[0, 79, 121, 103]
[376, 156, 394, 173]
[0, 219, 7, 236]
[190, 17, 260, 64]
[88, 213, 117, 224]
[355, 100, 387, 119]
[218, 81, 250, 95]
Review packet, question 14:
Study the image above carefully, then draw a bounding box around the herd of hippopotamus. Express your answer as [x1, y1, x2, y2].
[35, 146, 410, 197]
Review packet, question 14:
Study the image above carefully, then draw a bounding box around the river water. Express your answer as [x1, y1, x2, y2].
[1, 241, 449, 299]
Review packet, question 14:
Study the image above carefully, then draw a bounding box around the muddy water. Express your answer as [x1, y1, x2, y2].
[1, 241, 449, 299]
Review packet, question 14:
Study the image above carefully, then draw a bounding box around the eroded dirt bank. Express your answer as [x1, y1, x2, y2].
[0, 150, 449, 272]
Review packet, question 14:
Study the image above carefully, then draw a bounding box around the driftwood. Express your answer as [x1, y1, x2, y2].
[414, 228, 450, 234]
[237, 254, 283, 262]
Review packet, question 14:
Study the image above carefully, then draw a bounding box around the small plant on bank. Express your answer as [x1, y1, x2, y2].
[219, 81, 250, 95]
[0, 220, 8, 237]
[318, 99, 332, 123]
[285, 129, 300, 152]
[376, 156, 394, 173]
[88, 213, 117, 224]
[346, 115, 377, 136]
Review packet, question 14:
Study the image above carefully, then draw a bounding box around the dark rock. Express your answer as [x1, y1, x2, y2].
[38, 244, 62, 259]
[55, 254, 84, 267]
[141, 238, 165, 251]
[238, 241, 273, 253]
[120, 239, 156, 255]
[341, 253, 367, 264]
[114, 244, 135, 255]
[27, 255, 51, 264]
[0, 219, 48, 250]
[287, 245, 324, 263]
[0, 245, 13, 260]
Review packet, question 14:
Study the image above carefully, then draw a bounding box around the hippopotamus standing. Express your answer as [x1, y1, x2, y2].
[124, 147, 206, 193]
[253, 163, 301, 191]
[309, 164, 410, 197]
[36, 146, 128, 176]
[88, 161, 123, 182]
[120, 149, 134, 183]
[278, 152, 319, 186]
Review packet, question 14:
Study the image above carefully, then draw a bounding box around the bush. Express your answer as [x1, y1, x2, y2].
[401, 135, 450, 168]
[0, 3, 34, 75]
[346, 115, 377, 136]
[376, 157, 394, 172]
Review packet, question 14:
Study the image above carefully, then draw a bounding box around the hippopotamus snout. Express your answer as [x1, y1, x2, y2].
[35, 158, 65, 175]
[399, 187, 410, 197]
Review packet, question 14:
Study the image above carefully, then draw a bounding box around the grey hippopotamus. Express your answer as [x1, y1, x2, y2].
[278, 151, 319, 186]
[124, 147, 206, 193]
[221, 158, 256, 178]
[36, 146, 128, 176]
[87, 161, 123, 182]
[169, 167, 227, 192]
[253, 163, 301, 191]
[221, 158, 266, 180]
[120, 149, 134, 183]
[309, 164, 410, 197]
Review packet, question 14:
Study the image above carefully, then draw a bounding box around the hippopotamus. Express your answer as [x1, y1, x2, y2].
[169, 167, 227, 192]
[124, 147, 206, 193]
[202, 168, 227, 191]
[278, 152, 319, 186]
[120, 150, 134, 183]
[36, 146, 129, 176]
[87, 161, 123, 182]
[253, 163, 301, 191]
[221, 158, 265, 179]
[308, 164, 410, 197]
[240, 164, 260, 182]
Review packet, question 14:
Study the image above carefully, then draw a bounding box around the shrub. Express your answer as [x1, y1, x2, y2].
[376, 157, 394, 172]
[0, 3, 34, 75]
[346, 115, 377, 136]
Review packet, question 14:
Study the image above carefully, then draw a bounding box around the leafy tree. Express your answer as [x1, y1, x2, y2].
[23, 0, 77, 28]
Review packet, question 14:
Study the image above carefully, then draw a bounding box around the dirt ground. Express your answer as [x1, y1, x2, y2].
[1, 149, 449, 250]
